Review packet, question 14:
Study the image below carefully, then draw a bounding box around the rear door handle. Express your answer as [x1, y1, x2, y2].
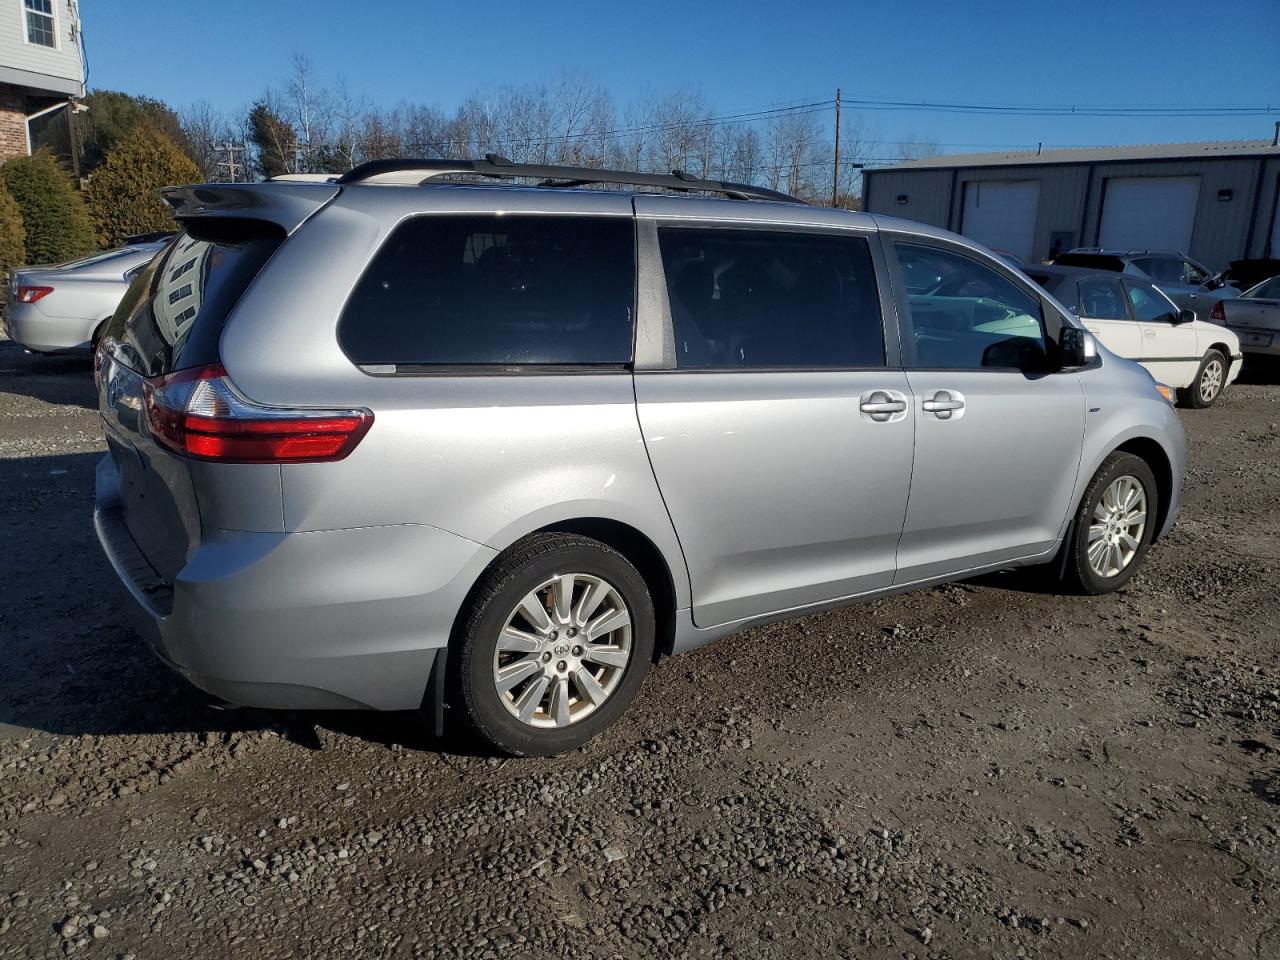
[859, 389, 908, 423]
[921, 389, 966, 420]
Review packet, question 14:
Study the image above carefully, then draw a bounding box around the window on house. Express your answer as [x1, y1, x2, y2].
[25, 0, 57, 47]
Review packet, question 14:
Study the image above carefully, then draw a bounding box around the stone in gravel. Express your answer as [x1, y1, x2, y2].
[91, 924, 108, 940]
[603, 846, 626, 863]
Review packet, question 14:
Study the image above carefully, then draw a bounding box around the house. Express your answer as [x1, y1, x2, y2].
[862, 137, 1280, 270]
[0, 1, 86, 167]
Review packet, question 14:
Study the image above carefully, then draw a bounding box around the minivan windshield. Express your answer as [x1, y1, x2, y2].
[104, 219, 284, 378]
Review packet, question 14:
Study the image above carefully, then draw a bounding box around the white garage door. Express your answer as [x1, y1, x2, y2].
[1099, 176, 1200, 253]
[960, 180, 1040, 260]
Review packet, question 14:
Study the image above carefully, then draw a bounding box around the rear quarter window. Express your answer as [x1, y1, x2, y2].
[338, 215, 636, 367]
[106, 219, 285, 377]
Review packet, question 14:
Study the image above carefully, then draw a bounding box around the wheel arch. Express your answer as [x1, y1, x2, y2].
[1206, 342, 1234, 362]
[528, 517, 679, 661]
[1112, 436, 1174, 540]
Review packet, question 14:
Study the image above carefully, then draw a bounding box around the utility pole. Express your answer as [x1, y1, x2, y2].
[832, 87, 842, 207]
[215, 142, 245, 183]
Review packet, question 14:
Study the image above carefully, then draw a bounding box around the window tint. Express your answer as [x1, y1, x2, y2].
[339, 216, 635, 366]
[1181, 260, 1208, 284]
[1133, 257, 1181, 284]
[105, 220, 285, 378]
[1077, 277, 1129, 320]
[657, 227, 884, 369]
[894, 243, 1048, 370]
[1246, 277, 1280, 300]
[1125, 283, 1179, 323]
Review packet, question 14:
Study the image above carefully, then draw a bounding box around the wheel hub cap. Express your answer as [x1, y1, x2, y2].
[492, 573, 633, 729]
[1201, 360, 1223, 402]
[1087, 476, 1148, 579]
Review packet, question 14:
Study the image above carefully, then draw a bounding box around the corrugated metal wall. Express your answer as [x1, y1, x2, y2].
[865, 154, 1280, 268]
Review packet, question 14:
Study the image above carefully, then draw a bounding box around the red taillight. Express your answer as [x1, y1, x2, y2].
[15, 285, 53, 303]
[1209, 301, 1226, 324]
[143, 364, 372, 464]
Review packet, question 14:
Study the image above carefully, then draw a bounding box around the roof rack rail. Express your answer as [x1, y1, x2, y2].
[334, 154, 802, 203]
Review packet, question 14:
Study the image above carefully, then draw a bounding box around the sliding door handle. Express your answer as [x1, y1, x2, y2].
[921, 390, 966, 420]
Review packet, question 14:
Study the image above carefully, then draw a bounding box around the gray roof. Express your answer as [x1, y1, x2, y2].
[870, 139, 1280, 172]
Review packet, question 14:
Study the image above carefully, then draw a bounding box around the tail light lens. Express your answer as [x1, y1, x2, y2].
[15, 285, 53, 303]
[1208, 301, 1225, 324]
[143, 364, 372, 464]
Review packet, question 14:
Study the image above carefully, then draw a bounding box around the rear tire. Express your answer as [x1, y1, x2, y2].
[1062, 453, 1158, 595]
[1179, 349, 1227, 408]
[452, 533, 655, 756]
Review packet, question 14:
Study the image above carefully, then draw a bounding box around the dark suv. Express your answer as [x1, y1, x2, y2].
[1051, 249, 1222, 317]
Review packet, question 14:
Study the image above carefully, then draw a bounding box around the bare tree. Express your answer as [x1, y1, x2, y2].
[897, 133, 942, 162]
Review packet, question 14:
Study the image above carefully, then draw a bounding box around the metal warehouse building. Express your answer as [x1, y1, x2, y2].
[862, 138, 1280, 270]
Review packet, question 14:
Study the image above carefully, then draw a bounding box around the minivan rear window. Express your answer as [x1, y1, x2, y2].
[105, 219, 285, 378]
[337, 215, 635, 367]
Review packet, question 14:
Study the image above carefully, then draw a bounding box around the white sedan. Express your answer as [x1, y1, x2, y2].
[1027, 265, 1242, 408]
[3, 243, 164, 353]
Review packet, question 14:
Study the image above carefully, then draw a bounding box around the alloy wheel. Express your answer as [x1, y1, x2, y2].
[1087, 476, 1148, 579]
[1199, 358, 1224, 403]
[492, 573, 633, 728]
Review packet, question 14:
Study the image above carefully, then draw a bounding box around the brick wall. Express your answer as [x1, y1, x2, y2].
[0, 84, 28, 161]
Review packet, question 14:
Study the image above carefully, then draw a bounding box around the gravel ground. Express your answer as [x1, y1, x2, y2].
[1, 337, 1278, 959]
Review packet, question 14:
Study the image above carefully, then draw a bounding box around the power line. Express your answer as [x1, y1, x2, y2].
[838, 96, 1278, 117]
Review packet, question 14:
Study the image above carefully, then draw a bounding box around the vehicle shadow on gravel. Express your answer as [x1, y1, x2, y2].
[0, 339, 96, 409]
[1236, 357, 1280, 386]
[0, 448, 488, 755]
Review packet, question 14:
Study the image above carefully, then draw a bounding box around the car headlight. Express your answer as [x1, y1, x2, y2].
[1155, 383, 1175, 404]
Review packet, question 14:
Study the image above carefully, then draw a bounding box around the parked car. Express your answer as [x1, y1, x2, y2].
[94, 159, 1187, 756]
[1209, 274, 1280, 358]
[4, 243, 166, 353]
[1202, 259, 1280, 298]
[1025, 264, 1241, 407]
[1050, 249, 1226, 318]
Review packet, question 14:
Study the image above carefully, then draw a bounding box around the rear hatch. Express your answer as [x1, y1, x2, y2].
[96, 220, 287, 581]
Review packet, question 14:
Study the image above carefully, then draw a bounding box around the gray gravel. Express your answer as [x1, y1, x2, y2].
[1, 338, 1278, 958]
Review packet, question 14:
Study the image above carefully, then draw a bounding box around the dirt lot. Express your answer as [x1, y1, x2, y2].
[0, 337, 1278, 960]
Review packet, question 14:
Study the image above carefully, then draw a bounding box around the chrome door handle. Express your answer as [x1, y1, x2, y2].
[859, 390, 908, 423]
[921, 389, 966, 420]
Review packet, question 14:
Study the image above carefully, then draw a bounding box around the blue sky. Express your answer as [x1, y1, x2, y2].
[83, 0, 1280, 156]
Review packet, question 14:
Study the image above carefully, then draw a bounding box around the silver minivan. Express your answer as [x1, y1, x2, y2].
[94, 159, 1186, 755]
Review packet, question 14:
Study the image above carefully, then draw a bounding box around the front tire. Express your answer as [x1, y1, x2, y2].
[1063, 453, 1158, 595]
[453, 533, 655, 756]
[1179, 349, 1227, 408]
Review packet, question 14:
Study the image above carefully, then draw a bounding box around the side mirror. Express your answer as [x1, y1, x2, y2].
[1060, 326, 1097, 369]
[1177, 309, 1197, 324]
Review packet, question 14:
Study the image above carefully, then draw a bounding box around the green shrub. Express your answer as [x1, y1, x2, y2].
[0, 179, 25, 276]
[0, 150, 96, 265]
[84, 129, 202, 248]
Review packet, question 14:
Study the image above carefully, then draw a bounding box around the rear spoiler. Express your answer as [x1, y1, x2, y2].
[160, 182, 340, 235]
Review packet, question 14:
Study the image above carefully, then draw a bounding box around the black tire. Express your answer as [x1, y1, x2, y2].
[1062, 452, 1159, 595]
[452, 533, 655, 756]
[1178, 349, 1228, 408]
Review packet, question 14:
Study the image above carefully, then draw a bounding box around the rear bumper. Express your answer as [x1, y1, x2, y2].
[94, 454, 497, 710]
[3, 300, 95, 352]
[1227, 328, 1280, 358]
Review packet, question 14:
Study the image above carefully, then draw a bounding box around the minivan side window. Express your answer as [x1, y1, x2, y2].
[656, 227, 884, 369]
[893, 243, 1049, 370]
[338, 215, 635, 367]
